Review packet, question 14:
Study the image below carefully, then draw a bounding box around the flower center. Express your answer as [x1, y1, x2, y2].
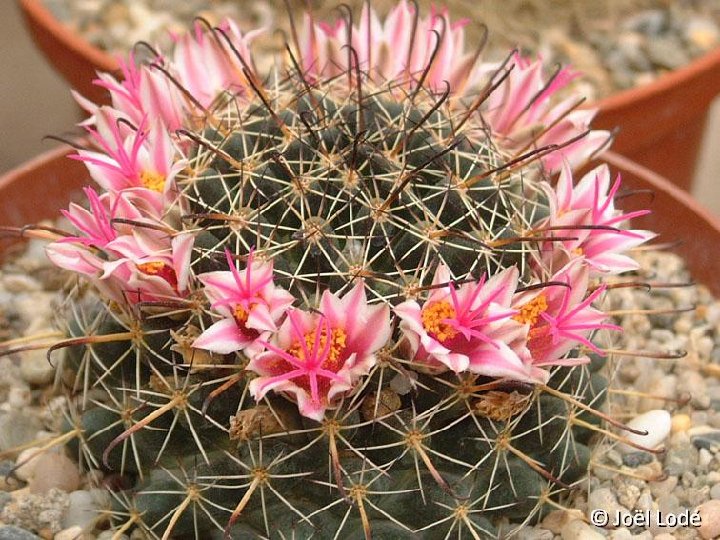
[233, 304, 249, 326]
[137, 261, 178, 289]
[140, 170, 166, 192]
[513, 294, 548, 326]
[232, 303, 260, 339]
[287, 327, 348, 372]
[421, 301, 458, 343]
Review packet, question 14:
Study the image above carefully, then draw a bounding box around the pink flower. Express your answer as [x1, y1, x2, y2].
[537, 164, 655, 274]
[79, 52, 186, 133]
[512, 261, 618, 368]
[192, 250, 294, 357]
[78, 19, 260, 130]
[47, 185, 162, 260]
[73, 108, 185, 197]
[301, 2, 482, 93]
[46, 187, 193, 305]
[248, 282, 390, 421]
[171, 19, 261, 109]
[100, 231, 194, 304]
[69, 186, 164, 241]
[481, 54, 610, 171]
[395, 265, 545, 383]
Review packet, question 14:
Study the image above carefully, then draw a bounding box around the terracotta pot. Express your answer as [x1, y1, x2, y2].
[604, 150, 720, 297]
[0, 146, 89, 259]
[594, 47, 720, 192]
[18, 0, 117, 105]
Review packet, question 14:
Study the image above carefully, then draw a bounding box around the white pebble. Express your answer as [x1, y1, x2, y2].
[561, 520, 604, 540]
[14, 447, 45, 481]
[55, 526, 85, 540]
[7, 386, 32, 409]
[20, 347, 56, 386]
[618, 409, 671, 453]
[63, 489, 108, 531]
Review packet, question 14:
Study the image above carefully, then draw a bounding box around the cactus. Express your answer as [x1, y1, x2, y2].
[39, 3, 656, 538]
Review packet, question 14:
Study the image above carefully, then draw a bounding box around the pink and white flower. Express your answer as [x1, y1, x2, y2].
[79, 19, 259, 130]
[395, 265, 545, 383]
[171, 19, 261, 109]
[248, 282, 390, 421]
[512, 260, 618, 368]
[192, 250, 294, 357]
[536, 163, 655, 274]
[481, 54, 610, 171]
[73, 108, 185, 198]
[100, 230, 194, 304]
[301, 2, 482, 93]
[79, 52, 186, 133]
[46, 187, 193, 305]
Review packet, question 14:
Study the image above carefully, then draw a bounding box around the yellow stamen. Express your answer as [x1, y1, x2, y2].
[140, 170, 166, 192]
[233, 304, 249, 325]
[421, 301, 458, 342]
[513, 294, 548, 325]
[287, 327, 347, 371]
[137, 261, 165, 275]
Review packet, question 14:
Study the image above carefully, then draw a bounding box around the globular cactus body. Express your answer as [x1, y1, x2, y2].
[41, 3, 654, 538]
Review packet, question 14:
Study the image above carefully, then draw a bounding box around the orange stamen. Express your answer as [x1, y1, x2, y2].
[421, 301, 458, 342]
[140, 170, 166, 192]
[137, 261, 178, 289]
[513, 294, 548, 325]
[287, 327, 347, 371]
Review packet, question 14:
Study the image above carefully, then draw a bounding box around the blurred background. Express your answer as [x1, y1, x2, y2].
[2, 1, 720, 211]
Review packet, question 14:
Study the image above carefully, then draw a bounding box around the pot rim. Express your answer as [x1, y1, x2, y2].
[19, 0, 117, 73]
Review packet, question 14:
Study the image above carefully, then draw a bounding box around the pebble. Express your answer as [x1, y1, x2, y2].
[97, 533, 128, 540]
[618, 409, 671, 453]
[608, 529, 632, 540]
[515, 528, 553, 540]
[645, 36, 691, 70]
[0, 526, 42, 540]
[671, 414, 692, 433]
[541, 509, 584, 534]
[28, 453, 80, 495]
[0, 491, 12, 512]
[587, 488, 627, 518]
[690, 427, 720, 451]
[14, 448, 45, 482]
[0, 412, 42, 454]
[19, 349, 56, 387]
[0, 460, 21, 491]
[698, 448, 714, 469]
[698, 500, 720, 539]
[54, 526, 84, 540]
[7, 387, 32, 409]
[710, 483, 720, 500]
[621, 451, 653, 468]
[684, 17, 720, 51]
[623, 9, 666, 35]
[0, 488, 69, 535]
[560, 520, 604, 540]
[63, 490, 106, 531]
